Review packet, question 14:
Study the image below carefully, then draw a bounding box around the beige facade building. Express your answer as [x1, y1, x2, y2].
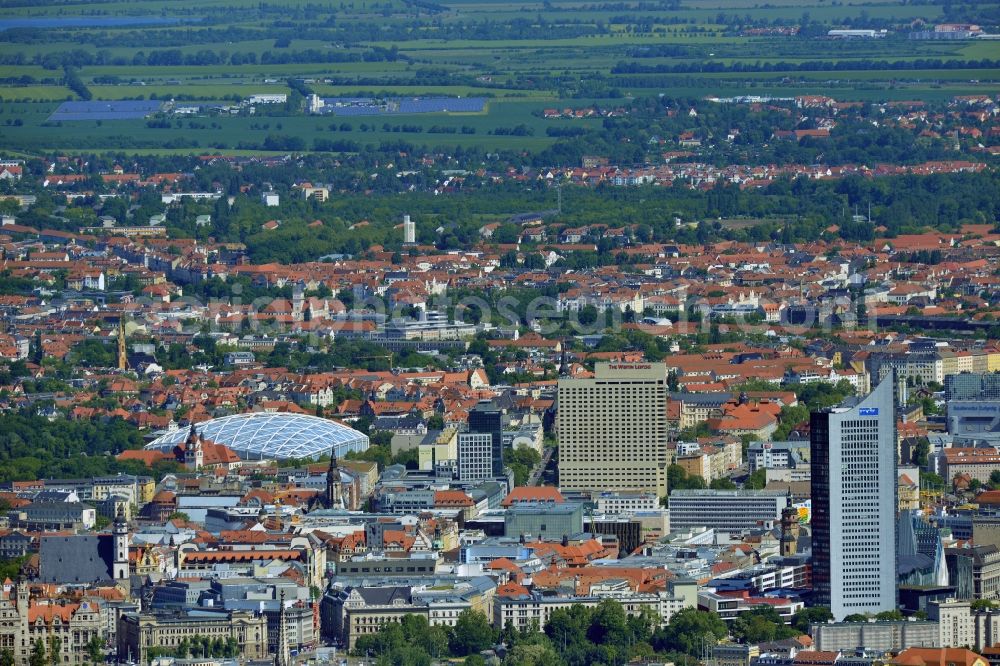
[811, 618, 941, 652]
[940, 350, 987, 378]
[931, 599, 1000, 650]
[557, 363, 670, 494]
[711, 643, 760, 666]
[494, 585, 694, 634]
[679, 400, 725, 430]
[321, 578, 496, 650]
[418, 428, 458, 471]
[940, 448, 1000, 485]
[116, 610, 267, 663]
[812, 600, 1000, 653]
[675, 452, 710, 481]
[898, 476, 920, 512]
[0, 583, 106, 666]
[988, 349, 1000, 373]
[875, 354, 944, 386]
[675, 442, 737, 483]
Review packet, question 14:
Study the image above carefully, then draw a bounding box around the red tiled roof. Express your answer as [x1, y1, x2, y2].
[496, 582, 530, 598]
[501, 486, 564, 507]
[116, 449, 171, 466]
[182, 550, 304, 564]
[434, 490, 473, 507]
[892, 648, 987, 666]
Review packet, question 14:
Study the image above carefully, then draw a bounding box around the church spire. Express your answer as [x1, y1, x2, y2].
[184, 423, 204, 471]
[117, 317, 128, 371]
[112, 503, 130, 584]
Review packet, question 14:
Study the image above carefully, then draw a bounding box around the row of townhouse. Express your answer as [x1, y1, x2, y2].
[870, 347, 1000, 386]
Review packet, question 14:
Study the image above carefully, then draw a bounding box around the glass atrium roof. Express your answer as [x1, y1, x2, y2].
[145, 412, 369, 461]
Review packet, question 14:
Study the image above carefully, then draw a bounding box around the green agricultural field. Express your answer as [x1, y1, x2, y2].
[2, 0, 999, 155]
[310, 84, 546, 98]
[77, 61, 415, 79]
[0, 86, 74, 102]
[0, 98, 591, 154]
[86, 84, 291, 101]
[632, 68, 1000, 85]
[446, 0, 944, 23]
[0, 0, 411, 16]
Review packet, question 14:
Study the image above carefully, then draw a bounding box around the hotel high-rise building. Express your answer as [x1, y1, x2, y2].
[811, 374, 897, 621]
[556, 362, 670, 494]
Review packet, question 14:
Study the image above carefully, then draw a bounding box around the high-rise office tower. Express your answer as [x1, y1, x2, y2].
[466, 400, 504, 478]
[811, 374, 897, 621]
[556, 362, 670, 494]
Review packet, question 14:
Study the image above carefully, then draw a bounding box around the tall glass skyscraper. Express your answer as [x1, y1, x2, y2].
[811, 374, 897, 620]
[467, 400, 504, 478]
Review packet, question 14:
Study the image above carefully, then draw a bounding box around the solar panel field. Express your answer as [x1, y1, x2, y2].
[48, 100, 165, 121]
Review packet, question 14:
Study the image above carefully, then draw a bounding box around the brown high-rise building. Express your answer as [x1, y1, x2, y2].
[557, 362, 670, 494]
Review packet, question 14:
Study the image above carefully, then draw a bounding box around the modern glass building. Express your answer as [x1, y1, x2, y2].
[811, 374, 897, 621]
[467, 401, 504, 477]
[945, 373, 1000, 439]
[145, 413, 369, 461]
[668, 489, 790, 534]
[504, 502, 584, 541]
[945, 372, 1000, 401]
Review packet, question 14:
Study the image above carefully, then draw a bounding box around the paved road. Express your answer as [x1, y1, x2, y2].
[528, 446, 555, 486]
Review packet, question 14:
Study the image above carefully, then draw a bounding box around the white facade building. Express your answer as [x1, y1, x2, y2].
[457, 433, 494, 481]
[811, 375, 897, 620]
[403, 214, 416, 244]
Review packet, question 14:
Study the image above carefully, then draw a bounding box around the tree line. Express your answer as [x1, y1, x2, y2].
[0, 409, 178, 483]
[612, 57, 1000, 75]
[351, 602, 837, 666]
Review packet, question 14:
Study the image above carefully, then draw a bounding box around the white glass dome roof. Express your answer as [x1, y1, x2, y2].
[145, 412, 369, 461]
